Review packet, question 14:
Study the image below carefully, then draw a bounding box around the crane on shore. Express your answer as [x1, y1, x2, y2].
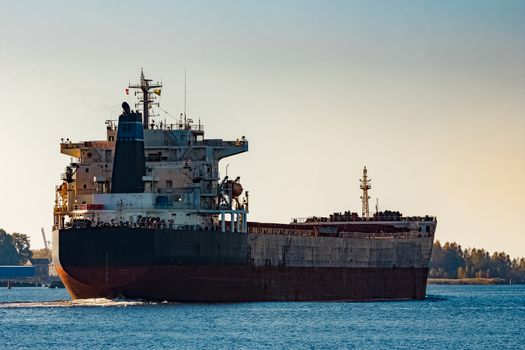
[41, 228, 50, 250]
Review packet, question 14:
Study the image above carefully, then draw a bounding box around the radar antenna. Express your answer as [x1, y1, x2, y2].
[360, 166, 371, 220]
[128, 68, 162, 129]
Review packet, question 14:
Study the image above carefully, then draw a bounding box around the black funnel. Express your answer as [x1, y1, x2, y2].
[111, 103, 145, 193]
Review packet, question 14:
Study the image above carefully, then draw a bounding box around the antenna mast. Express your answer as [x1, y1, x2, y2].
[128, 68, 162, 129]
[360, 166, 371, 220]
[184, 68, 187, 126]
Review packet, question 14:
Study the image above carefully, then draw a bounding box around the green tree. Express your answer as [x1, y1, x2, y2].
[11, 232, 32, 264]
[0, 229, 20, 265]
[430, 241, 525, 283]
[467, 248, 492, 277]
[510, 258, 525, 283]
[490, 252, 511, 279]
[429, 240, 445, 277]
[443, 242, 465, 278]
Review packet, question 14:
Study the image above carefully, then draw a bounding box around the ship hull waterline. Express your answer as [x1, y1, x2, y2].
[53, 227, 431, 302]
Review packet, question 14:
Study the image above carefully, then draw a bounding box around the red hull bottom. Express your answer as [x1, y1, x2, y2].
[57, 265, 429, 302]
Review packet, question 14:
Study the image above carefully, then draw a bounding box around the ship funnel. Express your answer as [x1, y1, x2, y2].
[122, 101, 131, 115]
[111, 103, 146, 193]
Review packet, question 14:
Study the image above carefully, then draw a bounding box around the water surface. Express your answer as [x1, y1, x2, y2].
[1, 285, 524, 349]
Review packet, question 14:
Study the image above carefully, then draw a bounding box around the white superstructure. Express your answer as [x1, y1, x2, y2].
[54, 71, 249, 233]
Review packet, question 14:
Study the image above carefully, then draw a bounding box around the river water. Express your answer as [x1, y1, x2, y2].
[0, 285, 524, 349]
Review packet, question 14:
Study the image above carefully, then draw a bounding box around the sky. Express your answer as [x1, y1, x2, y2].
[0, 0, 524, 256]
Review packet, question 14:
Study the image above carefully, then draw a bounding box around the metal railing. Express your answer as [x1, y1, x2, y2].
[292, 215, 436, 223]
[162, 123, 204, 132]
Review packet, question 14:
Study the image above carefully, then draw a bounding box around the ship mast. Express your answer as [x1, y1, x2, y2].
[128, 68, 162, 129]
[360, 166, 371, 220]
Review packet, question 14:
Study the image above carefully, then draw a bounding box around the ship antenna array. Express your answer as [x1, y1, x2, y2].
[184, 68, 187, 126]
[128, 68, 162, 129]
[360, 166, 371, 220]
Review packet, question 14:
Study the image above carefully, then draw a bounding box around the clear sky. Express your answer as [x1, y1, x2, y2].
[0, 1, 524, 256]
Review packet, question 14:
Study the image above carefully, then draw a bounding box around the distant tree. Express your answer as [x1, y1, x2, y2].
[490, 252, 511, 279]
[441, 242, 464, 278]
[510, 258, 525, 283]
[429, 240, 445, 277]
[11, 232, 32, 264]
[0, 229, 20, 264]
[431, 241, 464, 278]
[0, 229, 33, 265]
[430, 240, 525, 283]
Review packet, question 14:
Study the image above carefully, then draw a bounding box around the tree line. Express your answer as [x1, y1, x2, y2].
[0, 228, 33, 265]
[0, 229, 52, 265]
[430, 241, 525, 283]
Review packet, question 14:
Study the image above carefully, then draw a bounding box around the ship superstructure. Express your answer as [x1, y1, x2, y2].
[52, 71, 436, 302]
[54, 70, 249, 235]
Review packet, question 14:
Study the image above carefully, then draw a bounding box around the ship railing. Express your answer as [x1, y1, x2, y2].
[224, 140, 247, 147]
[153, 203, 201, 210]
[293, 215, 437, 223]
[201, 139, 247, 148]
[75, 204, 104, 211]
[247, 222, 433, 239]
[248, 226, 313, 237]
[163, 123, 204, 132]
[53, 205, 68, 213]
[67, 209, 249, 233]
[335, 231, 433, 239]
[291, 217, 308, 224]
[60, 142, 80, 149]
[74, 220, 235, 233]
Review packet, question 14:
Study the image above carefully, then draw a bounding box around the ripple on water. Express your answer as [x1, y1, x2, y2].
[0, 285, 524, 349]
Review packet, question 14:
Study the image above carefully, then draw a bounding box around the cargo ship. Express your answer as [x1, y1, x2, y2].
[52, 70, 436, 302]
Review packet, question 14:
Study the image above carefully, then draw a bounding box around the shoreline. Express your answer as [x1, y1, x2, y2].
[427, 278, 511, 285]
[0, 280, 65, 288]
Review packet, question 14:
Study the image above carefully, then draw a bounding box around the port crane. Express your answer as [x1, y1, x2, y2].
[41, 228, 51, 250]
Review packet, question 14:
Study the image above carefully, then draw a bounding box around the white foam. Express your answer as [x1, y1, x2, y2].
[0, 298, 155, 308]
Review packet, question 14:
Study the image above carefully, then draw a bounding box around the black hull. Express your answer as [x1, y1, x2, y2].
[53, 227, 430, 302]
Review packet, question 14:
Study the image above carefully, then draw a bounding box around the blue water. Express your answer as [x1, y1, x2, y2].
[0, 285, 524, 349]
